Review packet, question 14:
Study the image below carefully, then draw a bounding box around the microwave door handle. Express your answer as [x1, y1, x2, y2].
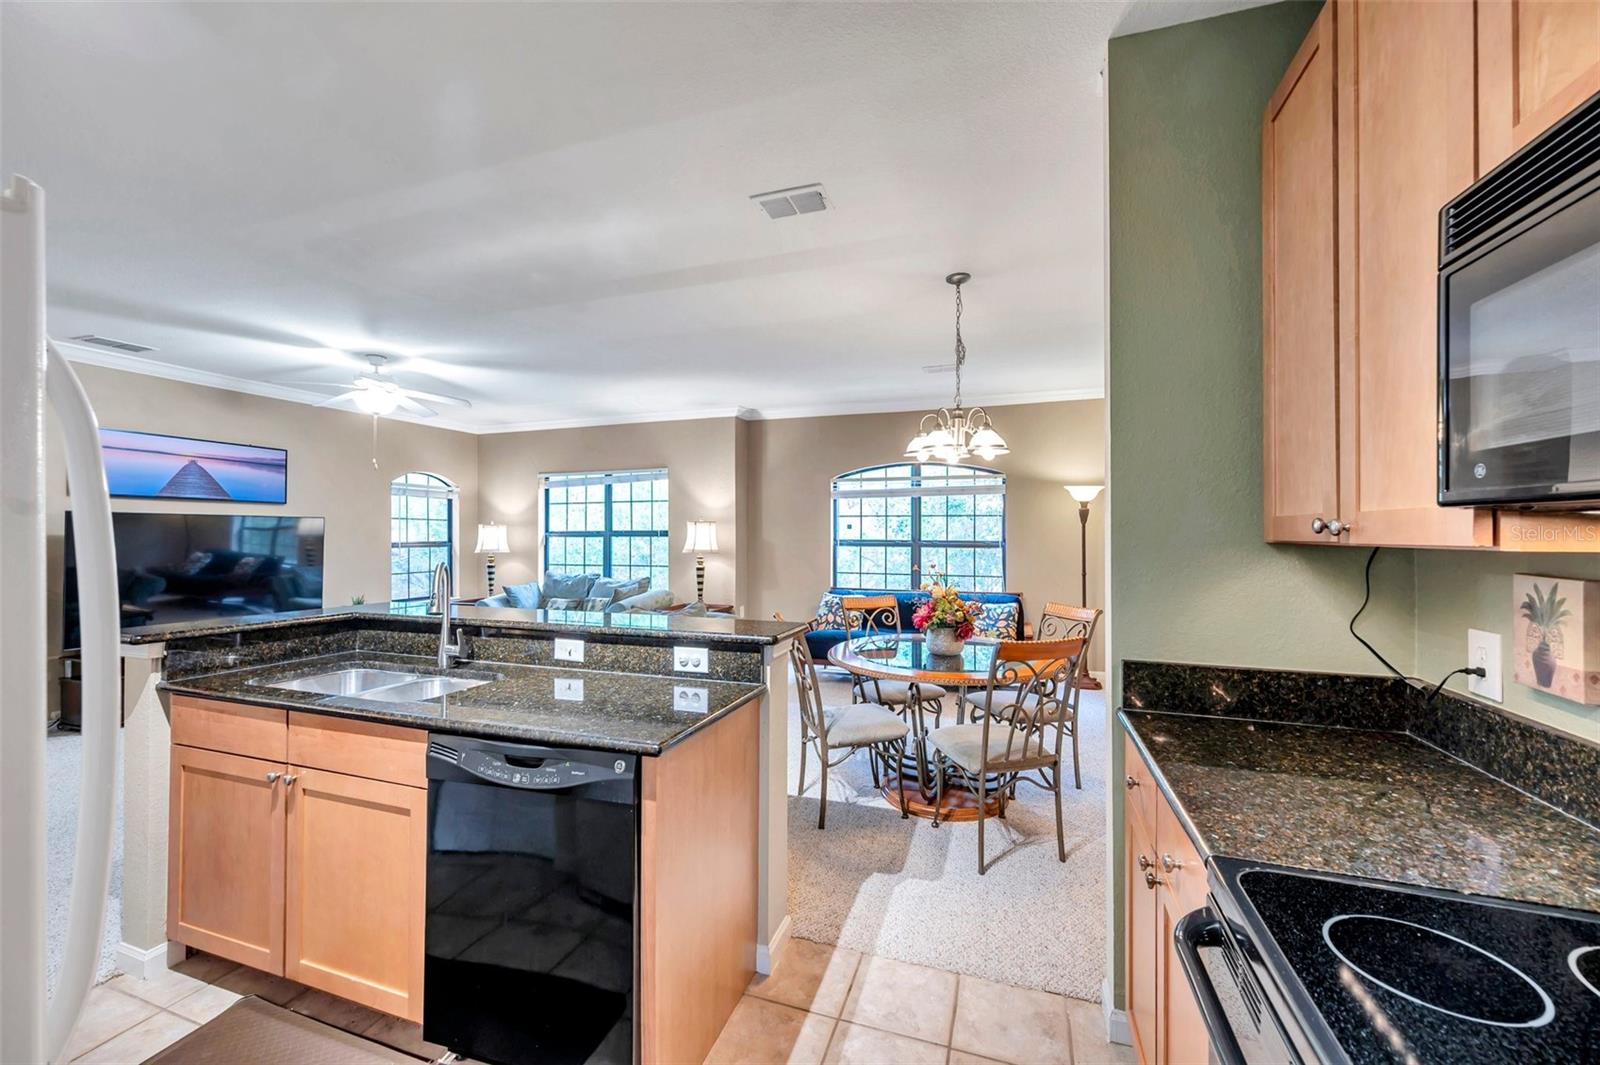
[42, 338, 120, 1064]
[1174, 907, 1249, 1065]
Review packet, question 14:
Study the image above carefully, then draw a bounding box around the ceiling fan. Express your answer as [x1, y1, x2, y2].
[285, 353, 472, 419]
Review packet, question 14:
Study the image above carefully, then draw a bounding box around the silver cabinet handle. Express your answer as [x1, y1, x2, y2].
[1162, 853, 1184, 872]
[264, 772, 281, 784]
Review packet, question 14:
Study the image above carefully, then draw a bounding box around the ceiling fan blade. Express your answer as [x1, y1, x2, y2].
[314, 390, 361, 409]
[397, 386, 471, 409]
[277, 380, 351, 393]
[395, 395, 439, 418]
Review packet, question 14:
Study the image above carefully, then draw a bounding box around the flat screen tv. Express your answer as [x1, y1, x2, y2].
[62, 512, 325, 649]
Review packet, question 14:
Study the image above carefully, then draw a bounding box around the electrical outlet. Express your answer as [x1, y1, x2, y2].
[554, 677, 585, 701]
[553, 638, 584, 663]
[673, 686, 709, 713]
[673, 646, 709, 674]
[1467, 629, 1503, 701]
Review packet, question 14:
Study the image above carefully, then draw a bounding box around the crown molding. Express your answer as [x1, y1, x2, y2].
[57, 341, 480, 433]
[60, 341, 1104, 436]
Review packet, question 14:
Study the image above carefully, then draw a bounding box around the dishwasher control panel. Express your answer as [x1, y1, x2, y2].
[459, 750, 591, 788]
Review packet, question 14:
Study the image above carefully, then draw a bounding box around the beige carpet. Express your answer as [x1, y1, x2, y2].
[785, 675, 1109, 1002]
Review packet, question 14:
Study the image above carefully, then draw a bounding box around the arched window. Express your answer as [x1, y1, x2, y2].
[831, 463, 1006, 592]
[391, 472, 456, 604]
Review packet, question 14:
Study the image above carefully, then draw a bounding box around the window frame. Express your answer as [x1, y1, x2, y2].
[389, 472, 457, 605]
[830, 463, 1007, 592]
[541, 468, 670, 588]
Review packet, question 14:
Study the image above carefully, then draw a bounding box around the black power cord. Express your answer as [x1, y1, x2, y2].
[1349, 546, 1488, 700]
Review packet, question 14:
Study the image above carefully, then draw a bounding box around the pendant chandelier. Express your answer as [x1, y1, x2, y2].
[905, 272, 1009, 464]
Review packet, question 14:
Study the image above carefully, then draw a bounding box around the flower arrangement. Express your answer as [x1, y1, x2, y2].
[911, 568, 982, 641]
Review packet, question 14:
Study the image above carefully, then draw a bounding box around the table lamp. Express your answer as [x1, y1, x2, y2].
[474, 523, 510, 595]
[681, 521, 719, 604]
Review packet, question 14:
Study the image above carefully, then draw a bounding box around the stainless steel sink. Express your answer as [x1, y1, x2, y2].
[355, 676, 492, 703]
[262, 668, 424, 696]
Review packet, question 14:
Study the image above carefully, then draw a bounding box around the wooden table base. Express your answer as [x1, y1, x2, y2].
[880, 781, 1003, 821]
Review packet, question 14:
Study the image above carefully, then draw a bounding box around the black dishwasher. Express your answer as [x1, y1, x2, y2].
[424, 735, 638, 1065]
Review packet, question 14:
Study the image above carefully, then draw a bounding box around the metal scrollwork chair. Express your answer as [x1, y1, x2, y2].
[929, 637, 1086, 874]
[787, 635, 910, 829]
[840, 594, 947, 721]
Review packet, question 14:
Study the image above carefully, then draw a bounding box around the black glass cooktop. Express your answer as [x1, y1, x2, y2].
[1217, 860, 1600, 1064]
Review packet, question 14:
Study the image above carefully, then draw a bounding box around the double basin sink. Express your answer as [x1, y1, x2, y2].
[254, 667, 496, 704]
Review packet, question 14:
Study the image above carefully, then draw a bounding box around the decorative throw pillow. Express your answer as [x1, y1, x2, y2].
[814, 592, 847, 629]
[228, 556, 262, 579]
[540, 572, 595, 600]
[589, 575, 649, 603]
[478, 592, 513, 608]
[544, 597, 583, 610]
[609, 588, 674, 613]
[578, 596, 613, 612]
[671, 601, 708, 617]
[972, 602, 1020, 639]
[503, 581, 541, 609]
[178, 551, 212, 576]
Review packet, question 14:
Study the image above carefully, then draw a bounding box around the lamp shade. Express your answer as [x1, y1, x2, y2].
[474, 523, 509, 553]
[1065, 484, 1104, 504]
[682, 520, 719, 554]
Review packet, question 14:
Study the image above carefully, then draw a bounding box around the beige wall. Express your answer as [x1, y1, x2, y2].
[746, 401, 1106, 666]
[50, 365, 482, 610]
[477, 418, 742, 607]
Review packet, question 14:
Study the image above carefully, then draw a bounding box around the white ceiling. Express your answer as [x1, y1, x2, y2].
[2, 1, 1265, 433]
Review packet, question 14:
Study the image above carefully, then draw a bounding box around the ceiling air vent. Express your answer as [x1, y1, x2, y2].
[751, 183, 828, 220]
[68, 333, 156, 354]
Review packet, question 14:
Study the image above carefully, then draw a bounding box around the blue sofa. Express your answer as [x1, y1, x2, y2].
[804, 587, 1029, 663]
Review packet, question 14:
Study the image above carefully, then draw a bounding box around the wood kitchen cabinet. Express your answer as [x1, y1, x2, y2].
[1123, 733, 1207, 1065]
[167, 696, 427, 1022]
[1477, 0, 1600, 174]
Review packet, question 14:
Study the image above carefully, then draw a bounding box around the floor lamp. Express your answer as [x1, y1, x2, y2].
[1065, 485, 1103, 690]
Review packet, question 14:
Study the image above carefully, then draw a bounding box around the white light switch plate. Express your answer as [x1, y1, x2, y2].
[674, 686, 709, 713]
[1467, 629, 1502, 701]
[673, 646, 709, 674]
[554, 677, 585, 701]
[553, 638, 584, 663]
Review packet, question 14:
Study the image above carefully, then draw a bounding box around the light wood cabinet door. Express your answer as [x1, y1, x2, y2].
[284, 767, 427, 1021]
[1156, 796, 1210, 1065]
[1263, 2, 1341, 544]
[1124, 797, 1159, 1065]
[168, 745, 286, 974]
[1335, 0, 1494, 548]
[1478, 0, 1600, 173]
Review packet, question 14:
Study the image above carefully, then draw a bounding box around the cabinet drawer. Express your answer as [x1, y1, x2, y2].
[287, 712, 426, 788]
[170, 696, 287, 762]
[1155, 790, 1207, 915]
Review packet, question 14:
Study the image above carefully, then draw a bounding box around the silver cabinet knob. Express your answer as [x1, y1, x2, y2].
[283, 774, 298, 787]
[1161, 853, 1184, 872]
[1124, 774, 1140, 790]
[1137, 854, 1153, 871]
[1312, 517, 1348, 537]
[1144, 871, 1161, 890]
[264, 771, 281, 784]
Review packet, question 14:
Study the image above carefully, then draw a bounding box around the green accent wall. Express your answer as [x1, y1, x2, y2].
[1105, 0, 1415, 1009]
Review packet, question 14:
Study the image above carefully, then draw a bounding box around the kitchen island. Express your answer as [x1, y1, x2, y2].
[117, 604, 807, 1065]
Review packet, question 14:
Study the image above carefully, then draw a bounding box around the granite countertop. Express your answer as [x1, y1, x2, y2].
[1121, 709, 1600, 914]
[161, 650, 765, 755]
[121, 601, 808, 646]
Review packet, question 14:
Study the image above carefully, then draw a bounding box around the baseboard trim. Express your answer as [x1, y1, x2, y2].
[114, 941, 184, 980]
[1101, 979, 1132, 1046]
[755, 914, 792, 975]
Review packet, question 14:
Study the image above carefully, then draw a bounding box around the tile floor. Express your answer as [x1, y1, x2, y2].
[68, 939, 1135, 1064]
[709, 937, 1137, 1065]
[62, 951, 443, 1063]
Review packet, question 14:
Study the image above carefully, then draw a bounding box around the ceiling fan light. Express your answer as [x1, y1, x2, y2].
[353, 385, 400, 415]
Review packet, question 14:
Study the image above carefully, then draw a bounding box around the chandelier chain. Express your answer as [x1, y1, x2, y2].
[952, 280, 966, 409]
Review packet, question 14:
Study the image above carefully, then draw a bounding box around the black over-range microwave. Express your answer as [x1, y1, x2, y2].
[1438, 90, 1600, 508]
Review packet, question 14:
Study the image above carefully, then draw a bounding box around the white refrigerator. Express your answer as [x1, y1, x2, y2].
[1, 175, 122, 1063]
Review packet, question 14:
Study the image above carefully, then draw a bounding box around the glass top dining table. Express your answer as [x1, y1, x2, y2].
[825, 633, 999, 689]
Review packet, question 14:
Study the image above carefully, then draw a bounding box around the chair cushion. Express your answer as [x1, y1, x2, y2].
[503, 580, 542, 609]
[823, 703, 909, 746]
[929, 723, 1039, 771]
[864, 679, 947, 705]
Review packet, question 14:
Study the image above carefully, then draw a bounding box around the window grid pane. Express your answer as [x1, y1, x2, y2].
[832, 463, 1005, 593]
[543, 470, 670, 591]
[391, 473, 454, 604]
